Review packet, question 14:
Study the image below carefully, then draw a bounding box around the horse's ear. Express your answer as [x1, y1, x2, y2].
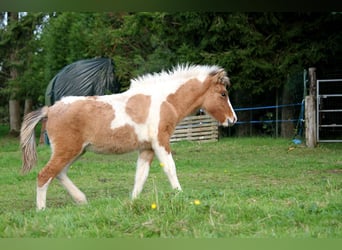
[212, 69, 230, 87]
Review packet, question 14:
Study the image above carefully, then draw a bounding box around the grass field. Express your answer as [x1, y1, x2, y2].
[0, 125, 341, 238]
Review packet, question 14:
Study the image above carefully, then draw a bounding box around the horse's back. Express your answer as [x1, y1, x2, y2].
[46, 95, 153, 154]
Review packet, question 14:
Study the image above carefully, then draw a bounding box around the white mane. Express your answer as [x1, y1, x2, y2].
[129, 64, 222, 89]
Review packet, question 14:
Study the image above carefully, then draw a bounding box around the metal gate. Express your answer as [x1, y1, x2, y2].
[316, 79, 342, 142]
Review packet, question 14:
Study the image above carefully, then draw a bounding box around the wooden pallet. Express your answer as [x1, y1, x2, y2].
[170, 115, 219, 142]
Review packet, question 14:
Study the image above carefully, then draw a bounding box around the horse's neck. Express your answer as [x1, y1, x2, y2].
[166, 80, 205, 121]
[124, 78, 207, 121]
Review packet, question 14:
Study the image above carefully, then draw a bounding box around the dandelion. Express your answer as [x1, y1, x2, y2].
[151, 202, 157, 210]
[193, 199, 201, 205]
[159, 162, 165, 167]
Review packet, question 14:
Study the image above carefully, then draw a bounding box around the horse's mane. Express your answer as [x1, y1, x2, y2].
[129, 64, 223, 89]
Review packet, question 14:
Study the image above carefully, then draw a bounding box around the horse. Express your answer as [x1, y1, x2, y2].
[20, 64, 237, 210]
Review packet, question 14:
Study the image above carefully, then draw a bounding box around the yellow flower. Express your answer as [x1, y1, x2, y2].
[151, 202, 157, 210]
[194, 199, 201, 205]
[159, 162, 165, 167]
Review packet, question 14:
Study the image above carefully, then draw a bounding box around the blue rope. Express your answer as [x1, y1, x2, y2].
[236, 119, 299, 125]
[235, 103, 302, 112]
[233, 102, 303, 126]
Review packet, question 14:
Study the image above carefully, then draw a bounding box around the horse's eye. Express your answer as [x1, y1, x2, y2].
[221, 92, 226, 97]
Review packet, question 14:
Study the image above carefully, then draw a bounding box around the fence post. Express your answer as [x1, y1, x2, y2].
[305, 67, 317, 147]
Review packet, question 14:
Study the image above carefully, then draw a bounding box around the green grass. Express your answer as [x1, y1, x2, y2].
[0, 128, 341, 238]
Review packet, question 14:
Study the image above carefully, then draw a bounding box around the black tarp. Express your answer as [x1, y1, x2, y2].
[45, 58, 120, 106]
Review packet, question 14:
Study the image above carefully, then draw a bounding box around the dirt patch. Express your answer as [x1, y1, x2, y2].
[326, 169, 342, 174]
[307, 169, 342, 175]
[98, 178, 113, 183]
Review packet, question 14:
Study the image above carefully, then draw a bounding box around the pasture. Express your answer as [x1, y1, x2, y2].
[0, 125, 341, 238]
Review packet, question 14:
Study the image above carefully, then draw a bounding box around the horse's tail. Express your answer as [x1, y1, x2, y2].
[20, 106, 49, 174]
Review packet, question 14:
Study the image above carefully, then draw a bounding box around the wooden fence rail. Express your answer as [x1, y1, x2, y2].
[170, 115, 219, 143]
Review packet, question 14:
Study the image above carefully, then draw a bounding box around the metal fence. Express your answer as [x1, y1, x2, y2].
[316, 79, 342, 142]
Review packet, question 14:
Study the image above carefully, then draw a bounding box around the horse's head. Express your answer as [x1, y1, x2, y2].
[202, 68, 237, 127]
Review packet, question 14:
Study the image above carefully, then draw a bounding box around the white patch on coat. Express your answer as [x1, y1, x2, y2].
[152, 144, 181, 190]
[60, 96, 87, 104]
[36, 177, 52, 210]
[130, 64, 220, 89]
[131, 153, 152, 199]
[57, 168, 87, 204]
[221, 98, 238, 126]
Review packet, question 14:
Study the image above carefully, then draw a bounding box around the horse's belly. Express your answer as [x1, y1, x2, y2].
[86, 144, 134, 154]
[85, 124, 152, 154]
[86, 140, 152, 154]
[86, 133, 152, 154]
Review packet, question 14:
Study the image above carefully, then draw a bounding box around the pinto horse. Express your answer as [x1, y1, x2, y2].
[20, 64, 237, 210]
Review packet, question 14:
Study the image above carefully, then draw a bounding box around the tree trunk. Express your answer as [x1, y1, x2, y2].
[24, 98, 33, 115]
[281, 77, 295, 138]
[8, 12, 21, 136]
[9, 99, 21, 136]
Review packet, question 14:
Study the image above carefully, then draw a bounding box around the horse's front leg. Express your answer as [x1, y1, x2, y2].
[131, 149, 155, 199]
[154, 144, 182, 192]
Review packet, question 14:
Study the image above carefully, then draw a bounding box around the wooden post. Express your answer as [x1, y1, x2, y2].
[308, 67, 317, 97]
[305, 67, 317, 147]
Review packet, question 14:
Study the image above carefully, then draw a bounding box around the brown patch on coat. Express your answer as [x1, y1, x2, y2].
[201, 73, 235, 124]
[88, 124, 143, 153]
[38, 99, 116, 186]
[158, 101, 179, 153]
[166, 78, 203, 120]
[202, 83, 230, 124]
[158, 78, 206, 153]
[126, 94, 151, 124]
[47, 99, 116, 143]
[139, 149, 155, 166]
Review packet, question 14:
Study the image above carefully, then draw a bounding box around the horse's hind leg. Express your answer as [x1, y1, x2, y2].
[56, 165, 87, 205]
[37, 176, 52, 210]
[37, 144, 84, 210]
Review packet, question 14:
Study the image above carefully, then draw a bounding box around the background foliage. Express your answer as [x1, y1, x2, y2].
[1, 12, 341, 134]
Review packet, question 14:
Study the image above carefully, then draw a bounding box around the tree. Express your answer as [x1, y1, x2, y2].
[0, 12, 45, 134]
[7, 12, 21, 135]
[40, 12, 125, 86]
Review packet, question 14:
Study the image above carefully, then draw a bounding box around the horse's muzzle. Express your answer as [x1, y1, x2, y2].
[227, 116, 237, 127]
